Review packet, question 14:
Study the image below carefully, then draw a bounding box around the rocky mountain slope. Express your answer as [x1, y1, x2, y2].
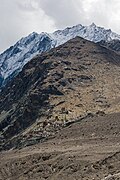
[0, 37, 120, 150]
[99, 39, 120, 53]
[1, 112, 120, 180]
[0, 32, 55, 87]
[0, 23, 120, 87]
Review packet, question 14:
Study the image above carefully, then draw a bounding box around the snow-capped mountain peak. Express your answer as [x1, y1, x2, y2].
[0, 23, 120, 87]
[89, 22, 96, 27]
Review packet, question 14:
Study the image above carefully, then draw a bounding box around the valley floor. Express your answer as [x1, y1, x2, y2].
[0, 113, 120, 180]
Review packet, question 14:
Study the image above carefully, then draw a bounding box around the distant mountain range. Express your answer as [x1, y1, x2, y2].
[0, 23, 120, 87]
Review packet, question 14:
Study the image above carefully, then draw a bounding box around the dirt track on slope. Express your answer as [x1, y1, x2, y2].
[0, 113, 120, 180]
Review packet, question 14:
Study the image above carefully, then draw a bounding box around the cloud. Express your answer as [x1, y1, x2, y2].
[0, 0, 55, 53]
[39, 0, 120, 33]
[38, 0, 85, 28]
[0, 0, 120, 53]
[84, 0, 120, 32]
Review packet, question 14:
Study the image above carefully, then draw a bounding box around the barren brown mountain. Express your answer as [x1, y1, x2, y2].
[0, 37, 120, 179]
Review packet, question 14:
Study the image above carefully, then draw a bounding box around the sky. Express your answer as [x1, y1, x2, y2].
[0, 0, 120, 53]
